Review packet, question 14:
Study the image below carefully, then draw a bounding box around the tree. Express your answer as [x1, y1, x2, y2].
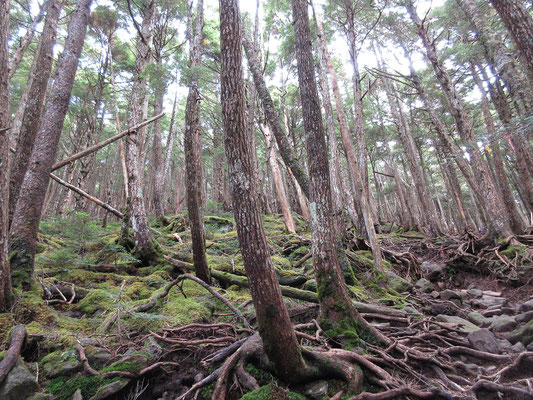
[0, 0, 11, 311]
[184, 0, 210, 283]
[9, 0, 93, 290]
[219, 0, 305, 382]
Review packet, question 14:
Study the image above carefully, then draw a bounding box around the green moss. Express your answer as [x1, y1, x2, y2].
[499, 244, 527, 259]
[0, 313, 15, 341]
[245, 364, 274, 386]
[46, 375, 118, 400]
[78, 289, 115, 315]
[161, 296, 211, 326]
[239, 384, 305, 400]
[124, 282, 152, 300]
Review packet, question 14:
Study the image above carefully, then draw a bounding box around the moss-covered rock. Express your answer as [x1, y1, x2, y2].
[239, 383, 305, 400]
[78, 289, 115, 315]
[40, 349, 81, 379]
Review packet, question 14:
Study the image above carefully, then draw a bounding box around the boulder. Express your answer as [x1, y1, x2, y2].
[435, 315, 480, 332]
[385, 271, 412, 293]
[467, 329, 500, 354]
[490, 315, 517, 333]
[467, 288, 483, 299]
[519, 299, 533, 313]
[440, 289, 462, 301]
[472, 295, 506, 310]
[0, 357, 39, 400]
[516, 311, 533, 324]
[85, 346, 112, 369]
[527, 342, 533, 351]
[414, 278, 434, 293]
[507, 320, 533, 346]
[40, 349, 81, 379]
[304, 380, 328, 400]
[303, 279, 317, 292]
[467, 311, 491, 328]
[421, 261, 444, 281]
[89, 379, 130, 400]
[510, 342, 526, 353]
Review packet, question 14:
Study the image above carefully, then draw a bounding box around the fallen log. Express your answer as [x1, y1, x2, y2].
[0, 325, 27, 384]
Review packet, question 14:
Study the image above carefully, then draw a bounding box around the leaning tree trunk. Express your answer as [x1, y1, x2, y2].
[123, 0, 157, 262]
[219, 0, 306, 380]
[8, 0, 61, 226]
[406, 1, 512, 237]
[291, 0, 379, 341]
[9, 0, 93, 290]
[489, 0, 533, 88]
[0, 0, 12, 311]
[184, 0, 210, 283]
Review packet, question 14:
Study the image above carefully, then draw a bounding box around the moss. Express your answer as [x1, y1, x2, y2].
[100, 361, 140, 373]
[0, 313, 15, 341]
[124, 281, 152, 300]
[271, 256, 292, 270]
[161, 296, 211, 327]
[46, 375, 118, 400]
[78, 289, 115, 315]
[499, 244, 527, 259]
[245, 364, 274, 386]
[239, 384, 305, 400]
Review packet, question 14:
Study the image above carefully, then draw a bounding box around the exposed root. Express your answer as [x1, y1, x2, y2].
[0, 325, 27, 384]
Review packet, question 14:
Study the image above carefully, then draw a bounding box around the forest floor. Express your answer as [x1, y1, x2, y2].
[0, 211, 532, 400]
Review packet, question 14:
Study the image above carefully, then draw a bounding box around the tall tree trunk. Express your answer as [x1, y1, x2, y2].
[406, 1, 512, 237]
[184, 0, 210, 283]
[151, 59, 165, 221]
[124, 0, 157, 262]
[489, 0, 533, 87]
[0, 0, 12, 311]
[9, 0, 93, 290]
[291, 0, 379, 342]
[219, 0, 305, 380]
[8, 0, 61, 226]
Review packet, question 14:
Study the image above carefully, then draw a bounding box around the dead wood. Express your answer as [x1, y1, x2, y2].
[0, 325, 27, 384]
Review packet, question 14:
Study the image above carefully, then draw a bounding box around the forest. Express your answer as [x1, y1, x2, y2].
[0, 0, 533, 398]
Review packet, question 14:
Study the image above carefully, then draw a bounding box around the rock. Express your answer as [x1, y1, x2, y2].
[304, 380, 328, 400]
[78, 337, 99, 347]
[85, 346, 112, 369]
[510, 342, 526, 353]
[490, 315, 517, 333]
[483, 308, 504, 317]
[496, 338, 514, 353]
[430, 291, 440, 299]
[421, 261, 444, 281]
[89, 379, 130, 400]
[467, 288, 483, 299]
[467, 329, 500, 354]
[0, 357, 39, 400]
[385, 271, 412, 293]
[72, 389, 83, 400]
[507, 320, 533, 346]
[516, 311, 533, 323]
[303, 279, 317, 292]
[467, 311, 491, 328]
[435, 315, 480, 332]
[472, 295, 506, 310]
[440, 289, 462, 301]
[527, 342, 533, 351]
[415, 278, 434, 293]
[519, 299, 533, 313]
[28, 394, 54, 400]
[41, 349, 81, 379]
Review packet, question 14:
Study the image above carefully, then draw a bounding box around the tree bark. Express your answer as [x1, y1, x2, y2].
[8, 0, 61, 226]
[124, 0, 157, 262]
[184, 0, 210, 283]
[0, 0, 12, 311]
[406, 1, 512, 237]
[219, 0, 306, 381]
[9, 0, 93, 291]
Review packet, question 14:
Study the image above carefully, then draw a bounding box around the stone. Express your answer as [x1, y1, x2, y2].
[28, 394, 54, 400]
[467, 329, 500, 354]
[440, 289, 462, 301]
[430, 291, 440, 299]
[516, 311, 533, 323]
[304, 380, 328, 400]
[72, 389, 83, 400]
[496, 338, 514, 353]
[472, 295, 506, 310]
[0, 357, 39, 400]
[85, 346, 112, 369]
[421, 261, 444, 281]
[41, 349, 81, 379]
[89, 379, 130, 400]
[510, 342, 526, 353]
[467, 288, 483, 299]
[435, 315, 480, 332]
[415, 278, 434, 293]
[507, 320, 533, 346]
[303, 279, 317, 292]
[483, 308, 503, 317]
[519, 299, 533, 313]
[385, 271, 412, 293]
[490, 315, 517, 333]
[78, 337, 99, 347]
[467, 311, 491, 328]
[527, 342, 533, 351]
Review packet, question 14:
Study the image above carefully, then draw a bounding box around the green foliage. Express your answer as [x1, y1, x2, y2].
[239, 383, 305, 400]
[46, 375, 119, 400]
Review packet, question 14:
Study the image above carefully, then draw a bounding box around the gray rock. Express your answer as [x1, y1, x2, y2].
[527, 342, 533, 351]
[472, 295, 506, 310]
[430, 291, 440, 299]
[510, 342, 526, 353]
[415, 278, 434, 293]
[303, 279, 317, 292]
[467, 311, 491, 328]
[490, 315, 517, 333]
[0, 357, 39, 400]
[304, 380, 328, 400]
[440, 289, 462, 301]
[519, 299, 533, 313]
[435, 315, 480, 332]
[516, 311, 533, 323]
[483, 308, 504, 317]
[467, 288, 483, 299]
[421, 261, 444, 281]
[28, 394, 54, 400]
[89, 379, 130, 400]
[85, 346, 112, 369]
[72, 389, 83, 400]
[467, 329, 500, 354]
[507, 320, 533, 346]
[385, 271, 412, 293]
[41, 349, 81, 379]
[497, 338, 514, 353]
[78, 337, 99, 347]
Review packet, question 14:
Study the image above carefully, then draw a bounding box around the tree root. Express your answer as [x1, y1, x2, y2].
[0, 325, 27, 384]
